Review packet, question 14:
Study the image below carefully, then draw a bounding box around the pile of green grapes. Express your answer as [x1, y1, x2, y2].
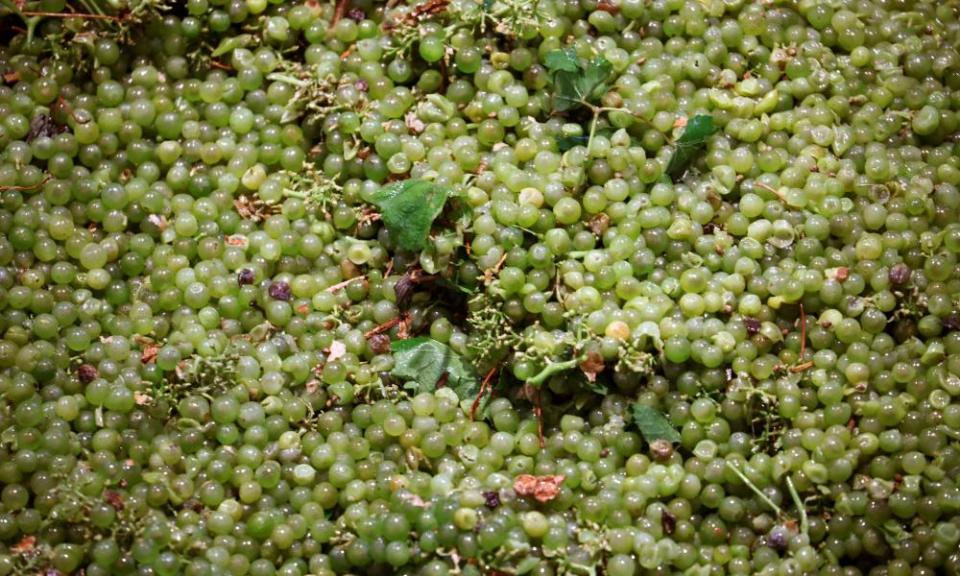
[2, 0, 960, 574]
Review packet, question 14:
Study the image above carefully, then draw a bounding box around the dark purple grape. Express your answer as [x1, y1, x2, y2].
[767, 526, 789, 550]
[944, 313, 960, 332]
[483, 490, 501, 509]
[268, 281, 292, 301]
[237, 268, 255, 286]
[27, 114, 67, 141]
[889, 263, 911, 287]
[368, 334, 391, 355]
[77, 364, 98, 383]
[661, 510, 676, 535]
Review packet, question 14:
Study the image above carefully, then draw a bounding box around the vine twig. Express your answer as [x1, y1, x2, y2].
[470, 366, 498, 421]
[0, 175, 52, 192]
[725, 460, 784, 517]
[21, 10, 124, 21]
[786, 476, 809, 538]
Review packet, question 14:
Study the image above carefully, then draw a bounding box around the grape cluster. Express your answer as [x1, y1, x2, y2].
[2, 0, 960, 575]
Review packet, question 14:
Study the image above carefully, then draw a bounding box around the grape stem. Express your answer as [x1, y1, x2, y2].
[324, 276, 365, 293]
[526, 355, 585, 388]
[525, 355, 585, 446]
[727, 461, 810, 539]
[534, 386, 544, 447]
[21, 10, 123, 21]
[755, 180, 787, 202]
[470, 366, 498, 420]
[798, 303, 806, 361]
[788, 303, 813, 373]
[786, 476, 809, 538]
[332, 0, 350, 25]
[0, 175, 52, 192]
[364, 315, 402, 338]
[574, 101, 647, 158]
[725, 461, 784, 517]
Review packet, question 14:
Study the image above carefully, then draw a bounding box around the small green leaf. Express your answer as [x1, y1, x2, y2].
[557, 128, 615, 152]
[212, 34, 254, 57]
[544, 49, 580, 73]
[557, 135, 589, 151]
[666, 114, 717, 180]
[391, 337, 479, 401]
[547, 53, 612, 112]
[370, 179, 450, 251]
[631, 404, 681, 443]
[552, 70, 583, 112]
[578, 57, 612, 101]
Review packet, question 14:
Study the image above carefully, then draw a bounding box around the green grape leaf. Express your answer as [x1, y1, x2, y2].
[545, 50, 612, 112]
[391, 337, 479, 401]
[557, 128, 615, 152]
[544, 49, 580, 73]
[578, 57, 612, 101]
[557, 134, 589, 151]
[370, 179, 450, 251]
[665, 114, 717, 180]
[552, 69, 584, 111]
[212, 34, 254, 57]
[631, 404, 681, 443]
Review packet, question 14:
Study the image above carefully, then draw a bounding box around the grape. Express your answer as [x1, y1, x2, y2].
[0, 1, 959, 575]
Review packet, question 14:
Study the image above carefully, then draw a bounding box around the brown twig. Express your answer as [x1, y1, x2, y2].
[209, 60, 233, 70]
[324, 276, 366, 293]
[364, 316, 401, 338]
[470, 366, 498, 421]
[0, 175, 52, 192]
[789, 361, 814, 373]
[534, 388, 545, 448]
[755, 181, 786, 201]
[483, 251, 509, 284]
[798, 303, 806, 361]
[53, 96, 88, 125]
[332, 0, 350, 25]
[789, 304, 811, 372]
[21, 10, 124, 21]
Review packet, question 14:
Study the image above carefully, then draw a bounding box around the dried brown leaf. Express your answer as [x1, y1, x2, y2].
[147, 214, 168, 230]
[579, 352, 605, 383]
[588, 213, 610, 236]
[399, 492, 430, 508]
[327, 341, 347, 362]
[405, 111, 425, 134]
[104, 490, 125, 511]
[514, 474, 565, 502]
[141, 345, 159, 364]
[11, 535, 36, 554]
